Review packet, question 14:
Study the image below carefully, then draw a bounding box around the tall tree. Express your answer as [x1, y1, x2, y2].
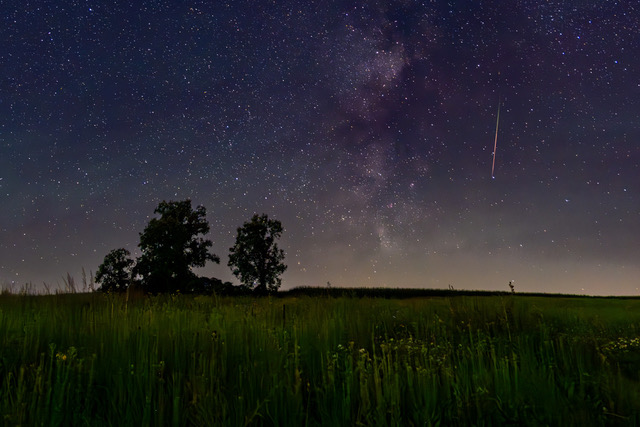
[135, 200, 219, 293]
[95, 248, 135, 292]
[228, 214, 287, 293]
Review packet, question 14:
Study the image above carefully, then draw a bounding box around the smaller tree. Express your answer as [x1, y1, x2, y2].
[96, 248, 135, 292]
[228, 214, 287, 293]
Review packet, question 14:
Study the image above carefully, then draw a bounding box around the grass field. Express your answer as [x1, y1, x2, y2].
[1, 291, 640, 425]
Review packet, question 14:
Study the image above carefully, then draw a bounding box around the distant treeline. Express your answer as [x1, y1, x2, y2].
[278, 286, 640, 299]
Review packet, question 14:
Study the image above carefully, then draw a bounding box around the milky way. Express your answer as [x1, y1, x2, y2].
[1, 1, 639, 295]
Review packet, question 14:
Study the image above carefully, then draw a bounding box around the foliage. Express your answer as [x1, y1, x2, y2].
[134, 200, 219, 293]
[2, 294, 640, 425]
[228, 213, 287, 293]
[181, 276, 243, 295]
[95, 248, 134, 292]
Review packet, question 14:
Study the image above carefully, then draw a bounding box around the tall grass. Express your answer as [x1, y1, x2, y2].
[1, 293, 639, 425]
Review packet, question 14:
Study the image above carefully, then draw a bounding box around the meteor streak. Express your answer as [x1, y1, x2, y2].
[491, 98, 501, 178]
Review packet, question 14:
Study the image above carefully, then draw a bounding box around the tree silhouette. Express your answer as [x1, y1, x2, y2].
[135, 200, 219, 293]
[228, 214, 287, 293]
[95, 248, 134, 292]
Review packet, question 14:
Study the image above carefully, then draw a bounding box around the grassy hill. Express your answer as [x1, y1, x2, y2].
[1, 291, 639, 425]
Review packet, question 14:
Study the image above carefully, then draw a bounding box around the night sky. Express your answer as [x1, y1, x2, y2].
[2, 1, 639, 295]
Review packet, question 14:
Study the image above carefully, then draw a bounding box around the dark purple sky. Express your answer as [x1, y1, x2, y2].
[1, 1, 639, 295]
